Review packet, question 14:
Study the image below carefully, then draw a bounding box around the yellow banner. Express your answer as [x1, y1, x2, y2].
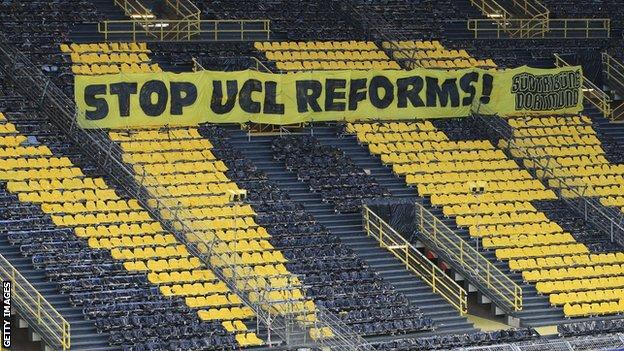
[74, 66, 583, 129]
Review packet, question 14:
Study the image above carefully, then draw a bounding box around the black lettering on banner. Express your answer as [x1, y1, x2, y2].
[84, 84, 108, 120]
[211, 80, 238, 114]
[397, 76, 424, 108]
[426, 77, 459, 107]
[369, 76, 394, 108]
[139, 80, 168, 117]
[110, 82, 138, 117]
[170, 82, 197, 115]
[348, 78, 368, 111]
[510, 70, 581, 111]
[325, 79, 347, 111]
[239, 79, 263, 114]
[296, 80, 322, 113]
[263, 81, 285, 114]
[459, 72, 479, 106]
[2, 281, 10, 349]
[480, 73, 494, 104]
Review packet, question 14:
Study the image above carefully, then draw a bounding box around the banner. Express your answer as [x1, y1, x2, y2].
[74, 66, 583, 129]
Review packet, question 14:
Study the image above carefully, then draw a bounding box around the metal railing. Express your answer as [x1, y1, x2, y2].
[459, 333, 624, 351]
[469, 0, 513, 22]
[471, 105, 624, 248]
[165, 0, 200, 19]
[469, 0, 550, 38]
[0, 43, 372, 351]
[601, 52, 624, 121]
[510, 0, 549, 19]
[98, 19, 271, 42]
[362, 206, 468, 315]
[555, 53, 613, 119]
[0, 254, 70, 350]
[467, 18, 610, 39]
[114, 0, 153, 19]
[413, 202, 523, 313]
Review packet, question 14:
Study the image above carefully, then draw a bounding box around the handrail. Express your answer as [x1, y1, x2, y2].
[0, 253, 70, 350]
[510, 0, 549, 19]
[601, 53, 624, 121]
[555, 53, 612, 118]
[469, 0, 512, 21]
[165, 0, 200, 19]
[471, 105, 624, 248]
[414, 202, 523, 313]
[191, 57, 205, 72]
[467, 18, 610, 39]
[98, 19, 271, 42]
[602, 52, 624, 96]
[250, 56, 274, 73]
[362, 206, 468, 315]
[0, 43, 372, 351]
[113, 0, 153, 19]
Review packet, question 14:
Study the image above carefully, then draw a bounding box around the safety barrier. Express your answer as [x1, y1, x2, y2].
[460, 333, 624, 351]
[555, 53, 613, 120]
[468, 18, 610, 39]
[0, 43, 372, 351]
[413, 202, 523, 313]
[0, 254, 70, 350]
[510, 0, 549, 19]
[469, 0, 512, 21]
[98, 19, 271, 42]
[114, 0, 153, 19]
[602, 52, 624, 121]
[362, 206, 468, 315]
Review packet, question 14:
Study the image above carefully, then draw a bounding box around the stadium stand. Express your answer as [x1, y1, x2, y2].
[271, 135, 390, 213]
[0, 108, 259, 349]
[5, 0, 624, 349]
[198, 125, 439, 337]
[107, 126, 322, 336]
[345, 118, 624, 318]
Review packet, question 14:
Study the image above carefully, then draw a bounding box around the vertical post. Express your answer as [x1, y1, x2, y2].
[37, 295, 42, 323]
[460, 240, 463, 264]
[405, 245, 409, 269]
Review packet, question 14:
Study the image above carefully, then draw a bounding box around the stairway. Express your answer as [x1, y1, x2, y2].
[585, 104, 624, 162]
[224, 126, 478, 337]
[305, 125, 576, 327]
[0, 212, 116, 351]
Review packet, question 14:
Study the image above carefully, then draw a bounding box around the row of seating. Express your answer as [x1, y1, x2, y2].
[0, 111, 254, 348]
[347, 120, 614, 317]
[64, 42, 162, 76]
[110, 126, 321, 335]
[256, 40, 401, 72]
[198, 123, 435, 336]
[271, 135, 390, 213]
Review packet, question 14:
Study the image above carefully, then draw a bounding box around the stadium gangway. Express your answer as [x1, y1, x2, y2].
[468, 0, 550, 38]
[98, 19, 271, 42]
[472, 104, 624, 249]
[0, 253, 70, 351]
[0, 43, 375, 351]
[601, 52, 624, 121]
[554, 53, 613, 120]
[467, 18, 610, 39]
[411, 201, 523, 314]
[362, 205, 468, 316]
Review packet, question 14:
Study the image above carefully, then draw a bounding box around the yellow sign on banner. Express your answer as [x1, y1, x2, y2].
[74, 66, 583, 129]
